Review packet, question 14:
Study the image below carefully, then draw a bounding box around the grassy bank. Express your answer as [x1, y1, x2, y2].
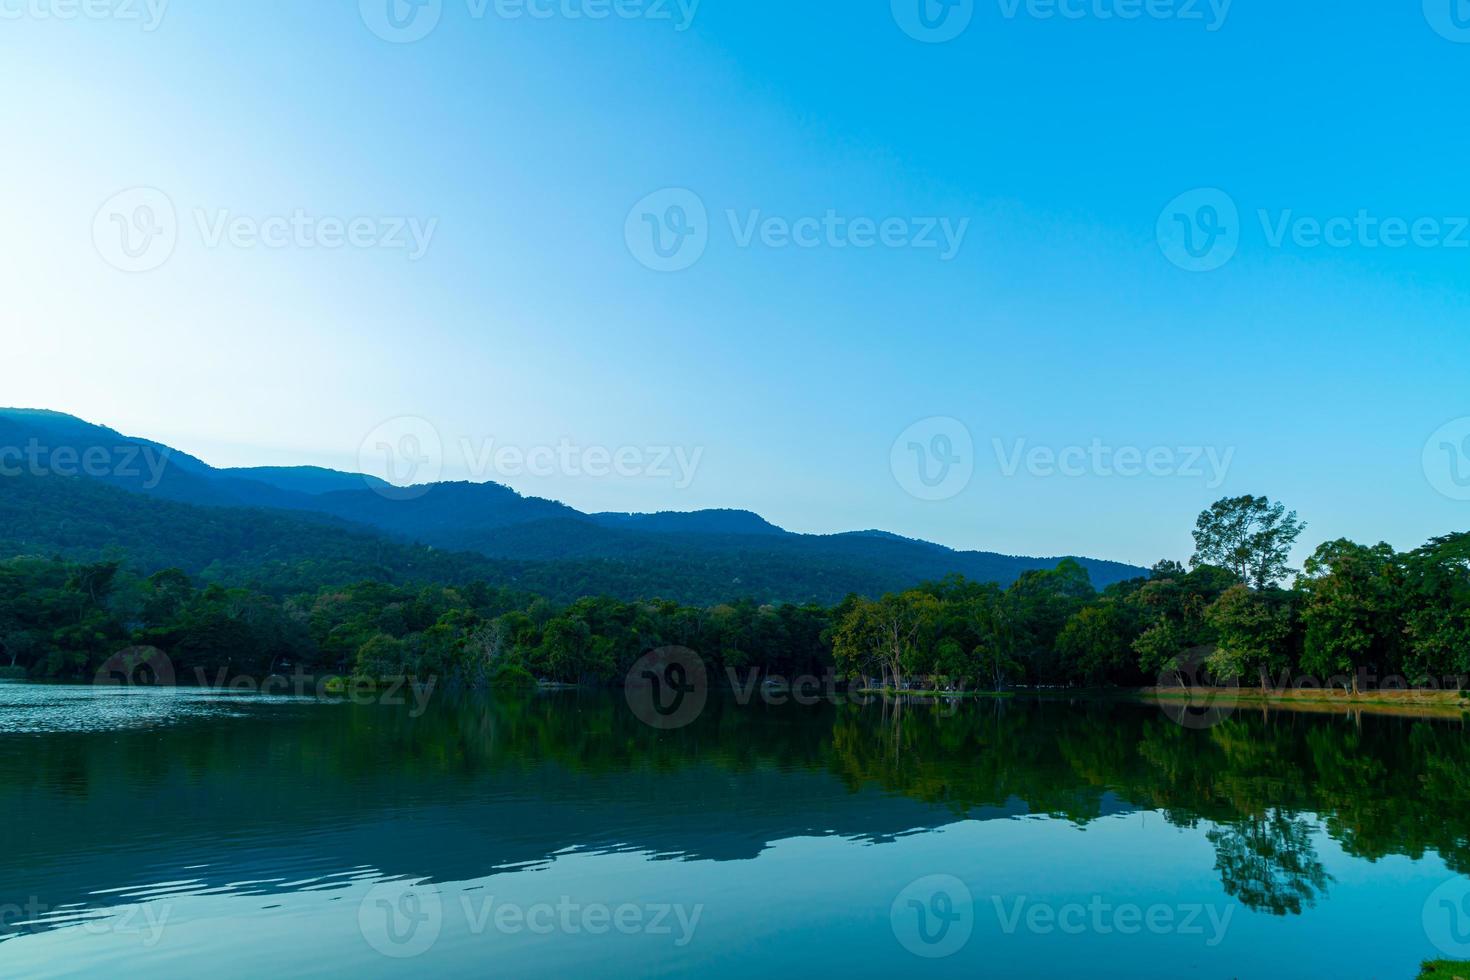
[1419, 961, 1470, 979]
[1138, 686, 1469, 719]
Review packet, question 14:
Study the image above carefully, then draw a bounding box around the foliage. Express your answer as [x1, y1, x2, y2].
[2, 494, 1466, 695]
[1191, 494, 1306, 588]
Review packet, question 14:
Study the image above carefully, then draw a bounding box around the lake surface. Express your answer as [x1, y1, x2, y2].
[2, 680, 1468, 978]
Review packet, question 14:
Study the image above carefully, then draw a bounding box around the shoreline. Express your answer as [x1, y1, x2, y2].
[1131, 685, 1469, 719]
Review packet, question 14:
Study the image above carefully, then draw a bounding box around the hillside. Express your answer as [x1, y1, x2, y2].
[0, 408, 1148, 603]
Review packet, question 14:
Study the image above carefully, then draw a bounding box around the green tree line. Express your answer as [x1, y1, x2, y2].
[2, 496, 1466, 692]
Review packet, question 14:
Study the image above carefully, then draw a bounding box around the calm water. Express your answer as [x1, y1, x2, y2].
[2, 680, 1468, 978]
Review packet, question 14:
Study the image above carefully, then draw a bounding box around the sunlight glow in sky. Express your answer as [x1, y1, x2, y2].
[3, 1, 1469, 567]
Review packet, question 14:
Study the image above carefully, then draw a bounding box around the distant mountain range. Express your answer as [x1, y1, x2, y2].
[0, 408, 1147, 604]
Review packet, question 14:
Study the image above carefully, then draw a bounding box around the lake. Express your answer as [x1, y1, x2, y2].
[2, 680, 1468, 978]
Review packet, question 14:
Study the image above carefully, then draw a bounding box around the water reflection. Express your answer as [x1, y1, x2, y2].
[1, 686, 1467, 972]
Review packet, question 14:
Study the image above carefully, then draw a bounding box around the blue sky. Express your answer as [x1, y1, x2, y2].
[3, 0, 1469, 569]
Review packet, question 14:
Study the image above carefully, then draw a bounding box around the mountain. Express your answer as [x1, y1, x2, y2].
[0, 408, 1148, 603]
[589, 509, 785, 536]
[224, 466, 392, 495]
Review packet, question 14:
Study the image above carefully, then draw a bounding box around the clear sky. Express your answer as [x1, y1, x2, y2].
[3, 1, 1469, 569]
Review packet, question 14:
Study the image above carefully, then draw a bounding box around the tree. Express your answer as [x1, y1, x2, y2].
[535, 616, 594, 682]
[1004, 559, 1096, 683]
[932, 637, 972, 690]
[1400, 533, 1470, 685]
[1297, 540, 1401, 694]
[1191, 495, 1306, 588]
[1134, 619, 1187, 684]
[1206, 585, 1296, 691]
[1057, 603, 1133, 685]
[356, 633, 408, 678]
[831, 591, 939, 690]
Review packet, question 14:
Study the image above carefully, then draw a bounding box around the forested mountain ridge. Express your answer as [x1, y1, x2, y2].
[0, 408, 1145, 603]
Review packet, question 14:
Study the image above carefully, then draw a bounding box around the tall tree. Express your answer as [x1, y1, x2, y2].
[1191, 495, 1306, 588]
